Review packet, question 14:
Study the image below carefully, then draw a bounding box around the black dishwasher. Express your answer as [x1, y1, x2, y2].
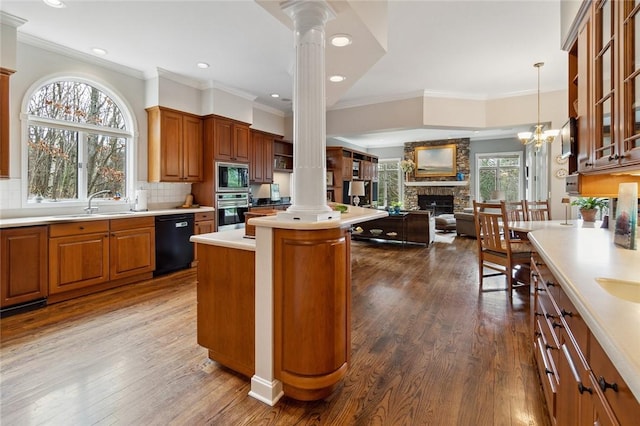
[154, 213, 194, 276]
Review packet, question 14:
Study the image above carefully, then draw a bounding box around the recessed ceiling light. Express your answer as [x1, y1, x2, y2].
[330, 34, 352, 47]
[91, 47, 107, 55]
[270, 93, 280, 98]
[43, 0, 66, 8]
[329, 75, 346, 83]
[197, 62, 210, 69]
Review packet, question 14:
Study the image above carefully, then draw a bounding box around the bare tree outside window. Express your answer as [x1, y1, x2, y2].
[26, 80, 131, 202]
[477, 154, 523, 201]
[377, 160, 401, 207]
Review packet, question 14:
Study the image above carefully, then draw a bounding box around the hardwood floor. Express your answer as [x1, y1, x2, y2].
[0, 235, 551, 425]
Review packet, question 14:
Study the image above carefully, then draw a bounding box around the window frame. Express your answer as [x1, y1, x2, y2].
[377, 158, 403, 208]
[474, 151, 524, 202]
[20, 75, 137, 209]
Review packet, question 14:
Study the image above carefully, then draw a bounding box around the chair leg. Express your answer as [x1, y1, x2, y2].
[478, 261, 484, 290]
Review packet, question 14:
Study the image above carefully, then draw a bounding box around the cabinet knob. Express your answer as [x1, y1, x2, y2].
[560, 308, 573, 318]
[546, 281, 555, 287]
[552, 321, 563, 329]
[597, 376, 619, 393]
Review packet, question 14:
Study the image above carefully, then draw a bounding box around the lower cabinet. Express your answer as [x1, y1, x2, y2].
[532, 252, 640, 425]
[49, 218, 155, 303]
[49, 220, 110, 295]
[109, 217, 155, 280]
[193, 211, 215, 265]
[0, 226, 48, 309]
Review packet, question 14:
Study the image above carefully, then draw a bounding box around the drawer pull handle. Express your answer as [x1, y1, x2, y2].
[562, 344, 592, 395]
[537, 337, 554, 376]
[545, 312, 557, 319]
[597, 376, 618, 393]
[552, 321, 563, 329]
[546, 281, 555, 287]
[561, 309, 573, 318]
[79, 226, 85, 230]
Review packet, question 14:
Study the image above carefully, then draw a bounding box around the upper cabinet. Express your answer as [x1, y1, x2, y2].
[212, 117, 250, 163]
[573, 1, 640, 173]
[147, 106, 203, 182]
[250, 130, 276, 184]
[273, 139, 293, 173]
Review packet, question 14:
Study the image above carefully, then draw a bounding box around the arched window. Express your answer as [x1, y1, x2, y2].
[25, 79, 133, 203]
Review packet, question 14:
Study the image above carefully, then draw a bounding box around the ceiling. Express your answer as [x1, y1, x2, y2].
[0, 0, 568, 149]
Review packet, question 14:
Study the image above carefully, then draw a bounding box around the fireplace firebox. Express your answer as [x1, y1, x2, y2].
[418, 195, 454, 216]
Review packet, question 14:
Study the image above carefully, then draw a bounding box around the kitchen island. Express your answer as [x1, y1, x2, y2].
[191, 205, 386, 405]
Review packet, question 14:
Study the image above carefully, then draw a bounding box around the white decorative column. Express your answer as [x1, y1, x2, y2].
[279, 0, 336, 222]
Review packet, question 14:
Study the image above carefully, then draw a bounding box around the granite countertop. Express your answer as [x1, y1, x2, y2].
[0, 206, 214, 229]
[528, 226, 640, 401]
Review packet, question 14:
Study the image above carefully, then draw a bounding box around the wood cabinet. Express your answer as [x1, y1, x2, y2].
[531, 252, 640, 424]
[1, 226, 48, 309]
[273, 139, 293, 172]
[109, 217, 155, 280]
[147, 106, 203, 182]
[197, 243, 255, 377]
[192, 211, 215, 265]
[49, 220, 110, 295]
[571, 1, 640, 174]
[326, 147, 378, 206]
[0, 68, 15, 179]
[250, 130, 275, 184]
[273, 226, 350, 400]
[211, 116, 250, 163]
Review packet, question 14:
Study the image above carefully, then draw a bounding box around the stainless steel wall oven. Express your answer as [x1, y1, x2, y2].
[216, 192, 249, 231]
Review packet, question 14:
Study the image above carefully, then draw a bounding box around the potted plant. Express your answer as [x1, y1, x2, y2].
[391, 201, 402, 214]
[571, 197, 608, 222]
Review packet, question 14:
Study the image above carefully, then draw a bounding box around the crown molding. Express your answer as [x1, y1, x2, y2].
[253, 102, 286, 117]
[18, 33, 145, 80]
[0, 11, 27, 27]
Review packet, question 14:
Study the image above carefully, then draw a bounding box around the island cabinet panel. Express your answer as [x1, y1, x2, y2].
[109, 217, 155, 280]
[273, 227, 351, 401]
[0, 226, 48, 308]
[49, 221, 110, 295]
[196, 244, 255, 377]
[192, 212, 215, 265]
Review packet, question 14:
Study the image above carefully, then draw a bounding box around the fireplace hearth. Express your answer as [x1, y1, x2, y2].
[418, 195, 454, 215]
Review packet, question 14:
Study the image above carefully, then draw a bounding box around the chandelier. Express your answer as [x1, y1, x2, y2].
[517, 62, 559, 149]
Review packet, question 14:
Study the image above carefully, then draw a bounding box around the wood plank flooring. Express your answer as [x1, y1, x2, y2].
[0, 234, 551, 425]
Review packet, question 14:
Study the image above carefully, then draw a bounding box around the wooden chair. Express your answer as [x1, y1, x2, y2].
[473, 201, 532, 294]
[505, 200, 528, 222]
[525, 200, 551, 221]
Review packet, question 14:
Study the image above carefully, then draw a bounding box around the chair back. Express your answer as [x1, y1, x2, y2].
[473, 201, 515, 254]
[505, 200, 527, 222]
[525, 200, 551, 221]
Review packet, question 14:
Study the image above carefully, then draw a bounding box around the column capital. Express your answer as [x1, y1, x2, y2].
[281, 0, 336, 33]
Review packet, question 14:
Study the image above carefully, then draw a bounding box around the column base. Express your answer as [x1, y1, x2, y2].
[249, 375, 284, 406]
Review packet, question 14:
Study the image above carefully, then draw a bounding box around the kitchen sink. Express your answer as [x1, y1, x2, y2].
[595, 277, 640, 303]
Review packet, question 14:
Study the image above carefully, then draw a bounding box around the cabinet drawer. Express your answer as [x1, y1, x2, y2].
[589, 336, 640, 424]
[556, 286, 588, 357]
[110, 216, 154, 231]
[195, 211, 214, 221]
[49, 220, 109, 237]
[534, 335, 557, 420]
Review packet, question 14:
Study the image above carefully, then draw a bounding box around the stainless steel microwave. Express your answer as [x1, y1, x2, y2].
[216, 162, 249, 192]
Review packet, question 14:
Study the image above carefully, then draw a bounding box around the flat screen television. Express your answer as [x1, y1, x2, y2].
[560, 117, 577, 159]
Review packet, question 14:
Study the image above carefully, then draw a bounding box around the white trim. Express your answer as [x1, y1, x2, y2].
[0, 11, 27, 27]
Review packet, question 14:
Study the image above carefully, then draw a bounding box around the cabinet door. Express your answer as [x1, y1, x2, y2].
[160, 109, 184, 182]
[621, 1, 640, 166]
[1, 226, 48, 308]
[233, 123, 250, 162]
[251, 132, 264, 183]
[49, 233, 110, 294]
[110, 227, 155, 280]
[263, 135, 273, 183]
[182, 115, 203, 182]
[577, 15, 594, 172]
[213, 118, 234, 161]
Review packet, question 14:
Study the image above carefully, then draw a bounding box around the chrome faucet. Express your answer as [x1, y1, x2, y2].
[85, 189, 112, 214]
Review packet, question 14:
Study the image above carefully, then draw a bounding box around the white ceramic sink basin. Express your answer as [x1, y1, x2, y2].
[596, 277, 640, 303]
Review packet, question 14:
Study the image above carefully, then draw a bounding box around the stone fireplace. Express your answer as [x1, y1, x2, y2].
[403, 138, 470, 213]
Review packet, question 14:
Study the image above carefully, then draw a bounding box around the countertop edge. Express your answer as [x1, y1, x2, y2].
[0, 207, 214, 229]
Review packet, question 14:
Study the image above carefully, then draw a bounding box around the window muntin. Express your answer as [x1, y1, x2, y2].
[377, 159, 401, 207]
[25, 80, 132, 203]
[476, 153, 523, 202]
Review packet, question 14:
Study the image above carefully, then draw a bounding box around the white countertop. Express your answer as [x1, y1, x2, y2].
[0, 207, 214, 229]
[528, 225, 640, 401]
[191, 205, 388, 251]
